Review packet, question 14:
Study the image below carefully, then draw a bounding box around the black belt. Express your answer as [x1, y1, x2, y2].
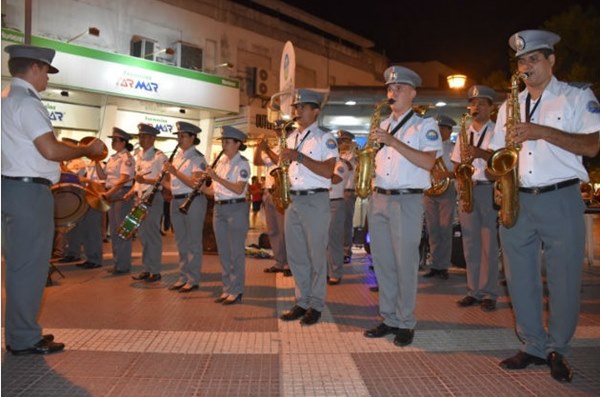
[330, 197, 343, 201]
[1, 175, 52, 186]
[474, 180, 494, 186]
[344, 189, 355, 192]
[519, 178, 579, 195]
[173, 193, 193, 199]
[374, 187, 423, 195]
[289, 188, 328, 196]
[216, 198, 247, 205]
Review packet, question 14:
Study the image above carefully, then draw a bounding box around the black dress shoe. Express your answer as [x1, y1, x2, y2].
[82, 261, 102, 269]
[280, 305, 307, 321]
[422, 268, 439, 278]
[282, 269, 293, 277]
[300, 308, 321, 325]
[499, 351, 547, 369]
[60, 255, 81, 263]
[393, 328, 415, 346]
[6, 334, 54, 352]
[343, 256, 351, 264]
[214, 293, 229, 303]
[369, 285, 379, 292]
[145, 273, 162, 283]
[327, 277, 341, 285]
[178, 284, 199, 293]
[547, 351, 573, 382]
[264, 265, 283, 273]
[480, 299, 497, 312]
[364, 323, 400, 338]
[131, 272, 150, 280]
[11, 338, 65, 356]
[222, 293, 242, 305]
[168, 282, 186, 291]
[457, 296, 480, 307]
[437, 269, 449, 280]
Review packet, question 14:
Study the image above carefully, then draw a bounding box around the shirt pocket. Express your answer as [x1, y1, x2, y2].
[543, 111, 564, 130]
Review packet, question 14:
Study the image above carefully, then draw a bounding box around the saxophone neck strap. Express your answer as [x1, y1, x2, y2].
[378, 110, 414, 153]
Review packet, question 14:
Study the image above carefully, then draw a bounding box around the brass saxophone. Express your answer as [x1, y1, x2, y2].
[269, 118, 296, 211]
[487, 72, 527, 228]
[424, 157, 451, 196]
[355, 98, 393, 199]
[455, 113, 475, 213]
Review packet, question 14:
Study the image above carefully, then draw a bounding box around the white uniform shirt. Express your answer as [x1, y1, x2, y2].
[341, 151, 357, 190]
[213, 152, 250, 200]
[490, 76, 600, 187]
[374, 111, 443, 189]
[1, 78, 61, 183]
[287, 122, 339, 190]
[105, 150, 135, 188]
[170, 147, 207, 195]
[451, 120, 496, 182]
[133, 147, 168, 197]
[329, 159, 349, 199]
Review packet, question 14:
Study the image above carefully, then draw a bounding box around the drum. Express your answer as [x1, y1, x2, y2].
[117, 203, 148, 240]
[59, 171, 81, 185]
[52, 182, 89, 227]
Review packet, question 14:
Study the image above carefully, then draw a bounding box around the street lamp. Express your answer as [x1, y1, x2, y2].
[447, 74, 467, 90]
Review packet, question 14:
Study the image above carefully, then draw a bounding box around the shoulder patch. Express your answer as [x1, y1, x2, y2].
[425, 130, 440, 141]
[587, 100, 600, 114]
[240, 169, 249, 179]
[326, 138, 338, 149]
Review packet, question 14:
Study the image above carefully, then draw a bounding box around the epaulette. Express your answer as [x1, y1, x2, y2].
[240, 154, 249, 161]
[194, 149, 205, 158]
[568, 82, 592, 90]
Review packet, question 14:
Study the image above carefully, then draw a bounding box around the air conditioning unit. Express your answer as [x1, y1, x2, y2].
[247, 67, 276, 97]
[130, 35, 158, 61]
[172, 40, 203, 70]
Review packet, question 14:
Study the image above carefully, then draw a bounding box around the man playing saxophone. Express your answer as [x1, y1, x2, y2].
[490, 29, 600, 383]
[422, 115, 457, 280]
[363, 66, 441, 347]
[278, 88, 338, 326]
[451, 85, 500, 312]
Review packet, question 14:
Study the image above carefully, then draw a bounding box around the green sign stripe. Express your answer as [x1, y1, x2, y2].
[1, 28, 239, 88]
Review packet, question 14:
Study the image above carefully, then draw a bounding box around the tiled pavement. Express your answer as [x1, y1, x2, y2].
[2, 222, 600, 397]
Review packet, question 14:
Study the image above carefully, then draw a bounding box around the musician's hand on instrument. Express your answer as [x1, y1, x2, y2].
[205, 166, 217, 180]
[513, 122, 545, 143]
[280, 148, 296, 162]
[375, 128, 392, 146]
[463, 144, 475, 161]
[134, 174, 146, 184]
[86, 139, 106, 158]
[163, 162, 176, 175]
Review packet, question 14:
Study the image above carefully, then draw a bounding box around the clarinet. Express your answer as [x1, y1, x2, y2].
[142, 144, 179, 206]
[179, 150, 224, 214]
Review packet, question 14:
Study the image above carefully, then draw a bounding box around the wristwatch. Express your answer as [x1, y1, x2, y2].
[297, 152, 304, 163]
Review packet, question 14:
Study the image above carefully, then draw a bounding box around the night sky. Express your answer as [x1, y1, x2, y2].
[280, 0, 595, 82]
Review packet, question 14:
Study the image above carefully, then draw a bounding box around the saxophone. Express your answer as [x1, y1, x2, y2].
[487, 72, 527, 228]
[455, 113, 475, 213]
[269, 118, 295, 211]
[424, 157, 451, 196]
[355, 98, 393, 199]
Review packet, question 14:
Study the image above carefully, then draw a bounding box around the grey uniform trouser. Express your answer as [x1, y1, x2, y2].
[501, 185, 584, 357]
[458, 184, 499, 300]
[138, 193, 164, 274]
[285, 191, 331, 311]
[423, 184, 456, 271]
[327, 198, 346, 278]
[171, 195, 207, 285]
[108, 187, 133, 271]
[262, 191, 287, 268]
[2, 180, 53, 350]
[214, 201, 249, 296]
[343, 190, 357, 257]
[368, 191, 423, 329]
[65, 207, 103, 265]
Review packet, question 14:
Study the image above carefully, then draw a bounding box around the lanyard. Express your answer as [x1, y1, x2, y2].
[378, 110, 414, 152]
[525, 93, 542, 122]
[294, 129, 312, 151]
[469, 125, 488, 148]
